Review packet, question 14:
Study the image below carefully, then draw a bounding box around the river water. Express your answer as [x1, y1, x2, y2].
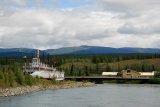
[0, 84, 160, 107]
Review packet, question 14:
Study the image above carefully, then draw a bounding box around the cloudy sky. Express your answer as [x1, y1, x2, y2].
[0, 0, 159, 49]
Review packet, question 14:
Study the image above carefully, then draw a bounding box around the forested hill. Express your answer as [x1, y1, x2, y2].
[1, 46, 160, 56]
[0, 48, 47, 57]
[46, 46, 160, 55]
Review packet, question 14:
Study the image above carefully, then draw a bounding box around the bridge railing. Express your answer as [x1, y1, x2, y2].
[65, 76, 151, 79]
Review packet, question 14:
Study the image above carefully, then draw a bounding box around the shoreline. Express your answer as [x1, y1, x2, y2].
[0, 81, 95, 97]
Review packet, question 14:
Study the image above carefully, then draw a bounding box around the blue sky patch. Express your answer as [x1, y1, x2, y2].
[24, 0, 95, 9]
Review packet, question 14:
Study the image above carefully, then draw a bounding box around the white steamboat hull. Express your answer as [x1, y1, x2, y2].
[30, 70, 64, 80]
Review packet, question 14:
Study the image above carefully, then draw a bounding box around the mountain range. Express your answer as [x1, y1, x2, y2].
[1, 46, 160, 57]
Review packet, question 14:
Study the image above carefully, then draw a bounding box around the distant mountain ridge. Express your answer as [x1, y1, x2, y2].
[45, 46, 160, 55]
[45, 46, 89, 55]
[1, 46, 160, 57]
[0, 48, 47, 57]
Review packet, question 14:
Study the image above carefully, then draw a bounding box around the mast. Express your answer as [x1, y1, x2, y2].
[37, 49, 40, 71]
[37, 49, 39, 58]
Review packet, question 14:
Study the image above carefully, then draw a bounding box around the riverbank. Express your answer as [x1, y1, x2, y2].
[0, 81, 95, 97]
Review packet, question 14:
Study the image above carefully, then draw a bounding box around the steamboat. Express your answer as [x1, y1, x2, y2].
[23, 49, 64, 80]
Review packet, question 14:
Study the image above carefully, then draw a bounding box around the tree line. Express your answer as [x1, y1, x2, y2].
[0, 53, 160, 80]
[0, 63, 39, 87]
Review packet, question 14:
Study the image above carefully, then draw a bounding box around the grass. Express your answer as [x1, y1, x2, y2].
[148, 78, 160, 84]
[109, 58, 160, 68]
[0, 78, 78, 88]
[62, 58, 160, 71]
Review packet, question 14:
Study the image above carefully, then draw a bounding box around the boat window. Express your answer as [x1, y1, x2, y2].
[33, 59, 38, 62]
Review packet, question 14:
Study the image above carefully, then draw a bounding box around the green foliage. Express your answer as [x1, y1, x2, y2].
[78, 70, 82, 76]
[0, 68, 16, 86]
[24, 73, 33, 86]
[0, 63, 41, 87]
[0, 71, 4, 80]
[154, 71, 160, 78]
[70, 64, 74, 76]
[85, 66, 89, 76]
[51, 77, 58, 84]
[4, 72, 9, 86]
[152, 65, 155, 71]
[15, 69, 25, 85]
[117, 72, 122, 76]
[92, 56, 99, 63]
[8, 71, 15, 86]
[148, 78, 160, 84]
[105, 63, 111, 72]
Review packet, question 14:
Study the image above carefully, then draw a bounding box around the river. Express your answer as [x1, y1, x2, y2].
[0, 84, 160, 107]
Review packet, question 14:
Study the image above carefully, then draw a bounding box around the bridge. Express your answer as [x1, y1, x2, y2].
[65, 76, 151, 84]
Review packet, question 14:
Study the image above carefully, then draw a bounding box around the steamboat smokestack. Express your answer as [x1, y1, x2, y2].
[37, 49, 39, 58]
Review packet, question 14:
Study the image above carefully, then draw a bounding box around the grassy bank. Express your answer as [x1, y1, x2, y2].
[148, 78, 160, 84]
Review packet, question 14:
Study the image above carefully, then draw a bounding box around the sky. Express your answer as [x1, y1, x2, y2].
[0, 0, 160, 49]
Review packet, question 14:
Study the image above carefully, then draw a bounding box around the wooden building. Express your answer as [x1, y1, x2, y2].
[118, 69, 141, 78]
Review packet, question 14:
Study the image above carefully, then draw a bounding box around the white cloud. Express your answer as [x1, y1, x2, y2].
[13, 0, 27, 5]
[0, 8, 123, 49]
[0, 0, 160, 49]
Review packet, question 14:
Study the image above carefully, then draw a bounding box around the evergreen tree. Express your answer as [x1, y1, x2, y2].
[117, 64, 120, 72]
[70, 64, 74, 76]
[92, 56, 97, 63]
[78, 70, 82, 76]
[152, 65, 155, 71]
[0, 70, 4, 80]
[106, 63, 111, 72]
[4, 72, 9, 86]
[25, 73, 33, 86]
[15, 69, 25, 85]
[84, 66, 89, 76]
[8, 71, 15, 87]
[141, 63, 145, 72]
[116, 56, 120, 62]
[96, 64, 99, 72]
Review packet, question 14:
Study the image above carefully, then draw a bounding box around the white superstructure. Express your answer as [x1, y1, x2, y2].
[24, 49, 64, 80]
